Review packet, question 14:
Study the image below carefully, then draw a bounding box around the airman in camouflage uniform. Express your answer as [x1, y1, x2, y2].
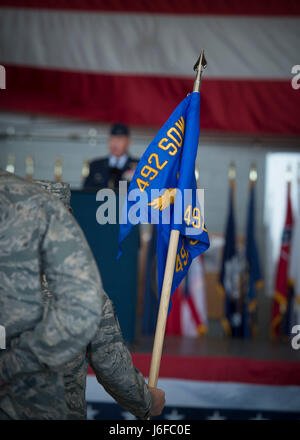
[34, 179, 155, 420]
[0, 169, 103, 419]
[0, 172, 161, 420]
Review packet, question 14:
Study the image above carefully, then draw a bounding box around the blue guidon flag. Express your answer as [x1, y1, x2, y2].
[118, 91, 210, 309]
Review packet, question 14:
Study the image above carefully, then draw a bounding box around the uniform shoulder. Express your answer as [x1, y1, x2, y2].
[89, 157, 108, 168]
[0, 170, 65, 213]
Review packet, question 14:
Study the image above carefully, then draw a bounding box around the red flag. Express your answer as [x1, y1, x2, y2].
[271, 181, 294, 339]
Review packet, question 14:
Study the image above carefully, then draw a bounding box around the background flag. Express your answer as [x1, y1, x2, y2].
[289, 175, 300, 328]
[119, 92, 210, 310]
[142, 226, 159, 335]
[271, 181, 294, 339]
[242, 177, 263, 339]
[166, 255, 207, 337]
[218, 176, 243, 337]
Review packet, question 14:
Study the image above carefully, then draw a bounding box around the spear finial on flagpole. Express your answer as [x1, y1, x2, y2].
[228, 161, 236, 191]
[228, 161, 236, 180]
[286, 164, 293, 182]
[25, 157, 34, 181]
[249, 163, 257, 188]
[6, 153, 15, 174]
[249, 163, 257, 182]
[54, 157, 63, 183]
[285, 164, 293, 197]
[81, 160, 90, 182]
[193, 50, 207, 93]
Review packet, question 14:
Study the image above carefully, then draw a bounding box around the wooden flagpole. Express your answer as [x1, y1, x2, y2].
[148, 50, 207, 389]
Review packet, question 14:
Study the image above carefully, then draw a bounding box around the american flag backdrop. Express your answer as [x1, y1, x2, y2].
[0, 1, 299, 134]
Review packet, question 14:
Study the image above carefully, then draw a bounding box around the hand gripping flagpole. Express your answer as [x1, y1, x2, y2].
[148, 51, 207, 390]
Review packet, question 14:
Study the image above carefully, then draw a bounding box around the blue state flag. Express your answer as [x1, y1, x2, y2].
[218, 182, 243, 338]
[118, 92, 210, 310]
[242, 182, 263, 339]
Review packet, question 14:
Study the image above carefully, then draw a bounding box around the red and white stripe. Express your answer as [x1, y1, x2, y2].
[87, 353, 300, 413]
[166, 256, 207, 337]
[0, 2, 299, 133]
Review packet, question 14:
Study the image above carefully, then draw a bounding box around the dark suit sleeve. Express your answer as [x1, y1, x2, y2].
[83, 159, 109, 189]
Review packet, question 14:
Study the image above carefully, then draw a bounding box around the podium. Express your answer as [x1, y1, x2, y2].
[71, 190, 139, 343]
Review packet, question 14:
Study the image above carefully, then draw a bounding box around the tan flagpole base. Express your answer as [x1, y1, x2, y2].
[148, 229, 180, 388]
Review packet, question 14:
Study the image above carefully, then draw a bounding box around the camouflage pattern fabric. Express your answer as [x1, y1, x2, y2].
[63, 294, 153, 420]
[0, 170, 103, 419]
[33, 180, 71, 208]
[32, 178, 152, 419]
[87, 294, 153, 420]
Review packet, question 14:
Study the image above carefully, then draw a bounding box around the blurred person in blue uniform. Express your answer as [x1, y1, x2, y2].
[83, 122, 138, 192]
